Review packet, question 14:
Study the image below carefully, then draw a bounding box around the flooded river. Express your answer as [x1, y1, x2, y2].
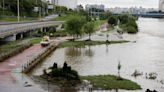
[31, 18, 164, 92]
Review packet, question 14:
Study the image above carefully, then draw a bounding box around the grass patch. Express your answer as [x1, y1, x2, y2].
[81, 75, 141, 90]
[30, 37, 42, 44]
[54, 14, 73, 21]
[0, 17, 36, 22]
[58, 40, 129, 48]
[94, 20, 107, 30]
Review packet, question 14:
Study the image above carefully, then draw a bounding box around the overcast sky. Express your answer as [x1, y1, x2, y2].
[78, 0, 159, 8]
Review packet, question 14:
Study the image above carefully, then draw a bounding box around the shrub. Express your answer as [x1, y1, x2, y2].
[126, 26, 138, 34]
[108, 16, 117, 26]
[46, 62, 80, 80]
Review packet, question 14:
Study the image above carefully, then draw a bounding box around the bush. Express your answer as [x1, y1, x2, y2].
[126, 26, 138, 34]
[45, 62, 80, 80]
[118, 14, 138, 34]
[108, 16, 117, 26]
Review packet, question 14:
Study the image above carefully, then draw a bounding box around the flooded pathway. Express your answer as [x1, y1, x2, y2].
[0, 44, 45, 92]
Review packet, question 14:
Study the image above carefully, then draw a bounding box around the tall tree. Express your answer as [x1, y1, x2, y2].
[108, 16, 117, 26]
[65, 15, 86, 41]
[83, 22, 95, 41]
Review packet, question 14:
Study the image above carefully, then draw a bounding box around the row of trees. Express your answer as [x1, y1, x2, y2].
[108, 14, 138, 34]
[65, 15, 95, 41]
[0, 0, 48, 17]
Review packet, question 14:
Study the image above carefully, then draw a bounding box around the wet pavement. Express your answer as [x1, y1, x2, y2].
[0, 44, 45, 92]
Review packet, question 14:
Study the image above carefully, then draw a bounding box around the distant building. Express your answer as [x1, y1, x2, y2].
[51, 0, 77, 10]
[159, 0, 164, 12]
[85, 4, 105, 11]
[85, 4, 105, 17]
[108, 7, 158, 14]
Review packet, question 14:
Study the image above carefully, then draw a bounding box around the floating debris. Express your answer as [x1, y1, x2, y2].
[146, 72, 158, 80]
[131, 70, 143, 77]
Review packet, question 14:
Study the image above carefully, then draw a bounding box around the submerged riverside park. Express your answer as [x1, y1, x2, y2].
[0, 11, 164, 92]
[1, 13, 164, 92]
[1, 0, 164, 92]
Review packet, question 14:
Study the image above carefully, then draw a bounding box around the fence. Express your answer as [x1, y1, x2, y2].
[21, 42, 58, 73]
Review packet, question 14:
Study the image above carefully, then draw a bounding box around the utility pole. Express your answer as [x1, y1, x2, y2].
[17, 0, 20, 22]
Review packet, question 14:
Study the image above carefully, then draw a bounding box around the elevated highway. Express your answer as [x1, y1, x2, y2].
[0, 21, 64, 39]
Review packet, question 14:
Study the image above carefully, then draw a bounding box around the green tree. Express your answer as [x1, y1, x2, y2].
[83, 22, 95, 41]
[108, 16, 117, 26]
[2, 0, 48, 16]
[118, 14, 129, 24]
[65, 15, 86, 41]
[118, 14, 138, 34]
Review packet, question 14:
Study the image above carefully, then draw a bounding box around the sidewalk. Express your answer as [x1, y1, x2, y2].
[0, 44, 45, 92]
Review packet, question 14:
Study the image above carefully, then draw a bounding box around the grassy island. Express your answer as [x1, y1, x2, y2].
[81, 75, 141, 90]
[58, 40, 129, 48]
[39, 62, 81, 86]
[35, 62, 141, 90]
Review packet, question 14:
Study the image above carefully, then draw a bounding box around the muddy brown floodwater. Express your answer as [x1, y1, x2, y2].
[31, 18, 164, 92]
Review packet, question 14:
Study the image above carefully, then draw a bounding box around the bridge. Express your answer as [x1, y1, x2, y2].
[0, 21, 64, 41]
[114, 13, 164, 18]
[132, 13, 164, 18]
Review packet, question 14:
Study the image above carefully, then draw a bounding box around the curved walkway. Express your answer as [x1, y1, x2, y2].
[0, 44, 45, 92]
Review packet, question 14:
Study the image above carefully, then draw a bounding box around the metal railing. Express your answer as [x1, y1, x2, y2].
[21, 42, 58, 73]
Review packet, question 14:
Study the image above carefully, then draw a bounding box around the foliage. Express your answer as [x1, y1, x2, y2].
[65, 15, 86, 40]
[126, 26, 138, 34]
[81, 75, 141, 90]
[83, 22, 95, 40]
[108, 16, 117, 26]
[55, 5, 68, 13]
[58, 40, 129, 48]
[94, 20, 106, 30]
[43, 62, 80, 80]
[53, 30, 67, 37]
[1, 0, 48, 17]
[118, 14, 138, 34]
[99, 12, 112, 20]
[118, 14, 129, 24]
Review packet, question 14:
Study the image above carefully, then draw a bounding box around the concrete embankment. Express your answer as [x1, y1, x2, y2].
[22, 41, 59, 73]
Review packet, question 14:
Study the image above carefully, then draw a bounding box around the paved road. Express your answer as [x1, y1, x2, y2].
[0, 21, 64, 38]
[42, 14, 58, 21]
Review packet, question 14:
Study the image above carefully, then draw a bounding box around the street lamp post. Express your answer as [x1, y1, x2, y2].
[17, 0, 20, 22]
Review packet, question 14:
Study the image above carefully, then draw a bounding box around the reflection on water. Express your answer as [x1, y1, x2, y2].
[31, 18, 164, 92]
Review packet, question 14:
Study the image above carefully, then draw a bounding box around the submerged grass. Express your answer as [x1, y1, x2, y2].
[81, 75, 141, 90]
[58, 40, 129, 48]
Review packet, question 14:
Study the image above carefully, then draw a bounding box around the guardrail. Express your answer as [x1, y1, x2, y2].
[0, 21, 64, 38]
[21, 42, 58, 73]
